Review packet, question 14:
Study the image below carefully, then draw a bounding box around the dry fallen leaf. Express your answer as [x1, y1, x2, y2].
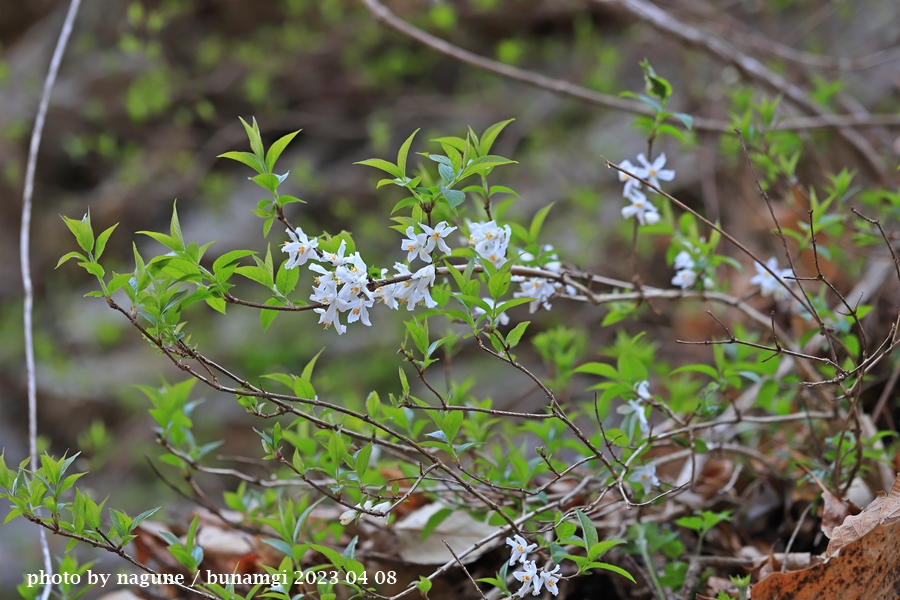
[821, 489, 851, 539]
[826, 473, 900, 557]
[393, 502, 500, 565]
[751, 520, 900, 600]
[752, 474, 900, 600]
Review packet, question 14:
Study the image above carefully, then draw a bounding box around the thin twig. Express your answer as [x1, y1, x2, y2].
[359, 0, 900, 136]
[443, 541, 488, 600]
[593, 0, 887, 179]
[20, 2, 82, 598]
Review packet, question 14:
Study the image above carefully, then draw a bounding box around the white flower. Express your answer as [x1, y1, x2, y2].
[617, 399, 650, 437]
[336, 251, 368, 284]
[671, 268, 697, 289]
[673, 250, 694, 271]
[750, 257, 794, 301]
[538, 564, 561, 597]
[617, 158, 645, 199]
[472, 297, 510, 326]
[467, 220, 511, 268]
[367, 500, 392, 517]
[512, 276, 558, 314]
[282, 227, 318, 269]
[636, 152, 675, 191]
[339, 507, 358, 525]
[339, 500, 392, 525]
[635, 380, 651, 401]
[629, 464, 660, 495]
[394, 264, 437, 310]
[420, 221, 457, 256]
[310, 272, 338, 305]
[401, 226, 431, 263]
[621, 193, 660, 226]
[506, 534, 537, 566]
[513, 560, 538, 598]
[313, 302, 346, 335]
[373, 267, 402, 310]
[341, 294, 374, 326]
[322, 239, 348, 267]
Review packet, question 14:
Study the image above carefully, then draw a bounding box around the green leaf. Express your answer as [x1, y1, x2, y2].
[213, 249, 256, 273]
[489, 185, 519, 198]
[260, 298, 283, 331]
[266, 130, 301, 172]
[574, 362, 619, 379]
[640, 60, 671, 102]
[235, 265, 274, 289]
[218, 150, 265, 173]
[328, 433, 345, 468]
[673, 112, 693, 130]
[588, 539, 622, 561]
[416, 576, 433, 594]
[441, 186, 465, 208]
[506, 321, 529, 348]
[494, 297, 534, 314]
[206, 296, 226, 314]
[239, 116, 265, 160]
[549, 542, 568, 565]
[460, 155, 516, 179]
[137, 230, 181, 253]
[169, 202, 185, 250]
[251, 173, 281, 192]
[310, 543, 345, 569]
[366, 391, 381, 417]
[479, 119, 515, 155]
[488, 271, 511, 300]
[442, 410, 463, 443]
[79, 261, 105, 279]
[671, 364, 719, 379]
[621, 91, 662, 112]
[591, 561, 635, 583]
[275, 259, 300, 296]
[354, 158, 403, 178]
[354, 443, 372, 479]
[130, 506, 160, 532]
[555, 520, 577, 541]
[95, 223, 118, 260]
[528, 203, 555, 243]
[300, 348, 324, 383]
[420, 507, 453, 542]
[438, 163, 455, 185]
[405, 318, 429, 356]
[56, 251, 87, 269]
[397, 128, 419, 177]
[575, 509, 598, 549]
[61, 214, 94, 253]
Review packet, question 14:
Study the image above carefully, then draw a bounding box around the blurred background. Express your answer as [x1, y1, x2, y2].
[2, 0, 899, 595]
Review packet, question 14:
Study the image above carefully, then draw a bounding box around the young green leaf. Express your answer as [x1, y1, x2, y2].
[265, 130, 301, 172]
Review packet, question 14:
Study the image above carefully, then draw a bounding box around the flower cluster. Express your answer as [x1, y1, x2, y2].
[283, 217, 577, 333]
[339, 499, 392, 525]
[505, 534, 561, 597]
[671, 247, 697, 290]
[669, 241, 715, 291]
[467, 219, 512, 268]
[751, 257, 794, 301]
[374, 263, 438, 311]
[511, 246, 575, 314]
[617, 153, 675, 226]
[281, 221, 456, 334]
